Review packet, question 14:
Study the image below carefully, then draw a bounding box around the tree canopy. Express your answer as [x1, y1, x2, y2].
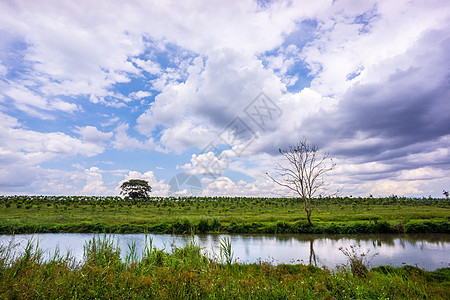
[120, 179, 152, 199]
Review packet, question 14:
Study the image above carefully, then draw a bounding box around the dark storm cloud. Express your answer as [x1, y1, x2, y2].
[301, 29, 450, 170]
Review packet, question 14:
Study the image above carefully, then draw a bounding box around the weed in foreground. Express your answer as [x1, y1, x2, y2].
[339, 244, 378, 277]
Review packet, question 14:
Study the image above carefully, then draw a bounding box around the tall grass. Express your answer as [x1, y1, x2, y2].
[219, 237, 234, 265]
[0, 235, 448, 299]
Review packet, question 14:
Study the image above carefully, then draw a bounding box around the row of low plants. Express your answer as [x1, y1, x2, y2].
[1, 195, 449, 207]
[0, 235, 448, 299]
[1, 218, 448, 234]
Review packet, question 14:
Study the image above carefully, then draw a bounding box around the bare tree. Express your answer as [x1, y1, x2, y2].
[267, 139, 336, 226]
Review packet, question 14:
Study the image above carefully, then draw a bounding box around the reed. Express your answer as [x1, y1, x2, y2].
[0, 235, 448, 299]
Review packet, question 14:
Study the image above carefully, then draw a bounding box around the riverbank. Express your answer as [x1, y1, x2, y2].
[1, 218, 448, 234]
[1, 196, 449, 234]
[1, 235, 448, 299]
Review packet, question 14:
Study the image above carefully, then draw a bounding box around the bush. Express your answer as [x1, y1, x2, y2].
[197, 217, 209, 233]
[405, 220, 449, 233]
[211, 217, 221, 232]
[172, 218, 192, 234]
[276, 221, 292, 234]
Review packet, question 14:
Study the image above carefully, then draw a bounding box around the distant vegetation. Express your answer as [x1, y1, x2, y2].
[0, 235, 448, 299]
[0, 195, 448, 234]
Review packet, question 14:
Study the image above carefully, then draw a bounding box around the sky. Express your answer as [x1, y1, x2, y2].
[0, 0, 449, 198]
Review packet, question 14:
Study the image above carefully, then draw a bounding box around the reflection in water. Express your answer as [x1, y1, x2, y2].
[0, 233, 448, 271]
[399, 238, 405, 249]
[309, 240, 317, 266]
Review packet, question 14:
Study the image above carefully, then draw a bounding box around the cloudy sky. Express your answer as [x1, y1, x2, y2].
[0, 0, 449, 197]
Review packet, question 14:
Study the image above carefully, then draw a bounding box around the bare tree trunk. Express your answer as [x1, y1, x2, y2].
[306, 209, 313, 226]
[304, 199, 313, 226]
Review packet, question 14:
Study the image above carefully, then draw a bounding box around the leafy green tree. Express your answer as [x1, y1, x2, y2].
[120, 179, 152, 199]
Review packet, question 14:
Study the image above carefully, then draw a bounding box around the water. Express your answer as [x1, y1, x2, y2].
[0, 233, 448, 270]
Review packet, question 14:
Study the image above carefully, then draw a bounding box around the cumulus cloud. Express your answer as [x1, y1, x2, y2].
[0, 112, 111, 190]
[180, 151, 229, 176]
[200, 176, 292, 197]
[1, 84, 80, 118]
[129, 91, 152, 100]
[298, 28, 450, 160]
[0, 0, 448, 196]
[111, 123, 167, 152]
[0, 112, 107, 158]
[75, 126, 113, 146]
[133, 58, 162, 75]
[81, 167, 110, 196]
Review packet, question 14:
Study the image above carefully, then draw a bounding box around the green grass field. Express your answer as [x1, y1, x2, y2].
[1, 196, 449, 234]
[1, 197, 449, 298]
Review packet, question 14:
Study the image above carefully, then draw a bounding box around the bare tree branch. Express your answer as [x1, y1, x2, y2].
[267, 139, 337, 226]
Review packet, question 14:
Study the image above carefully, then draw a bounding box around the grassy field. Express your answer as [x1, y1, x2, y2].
[0, 196, 449, 234]
[0, 235, 449, 299]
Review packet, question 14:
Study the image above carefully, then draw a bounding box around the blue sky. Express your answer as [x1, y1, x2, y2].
[0, 0, 449, 197]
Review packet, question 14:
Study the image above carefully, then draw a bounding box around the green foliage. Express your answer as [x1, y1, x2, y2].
[219, 237, 233, 265]
[0, 195, 448, 234]
[119, 179, 152, 199]
[197, 217, 209, 233]
[83, 234, 121, 269]
[172, 218, 192, 234]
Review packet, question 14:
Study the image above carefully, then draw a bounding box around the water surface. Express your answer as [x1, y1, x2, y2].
[0, 233, 448, 270]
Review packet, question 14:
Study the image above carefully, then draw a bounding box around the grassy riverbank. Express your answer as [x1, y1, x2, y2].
[0, 235, 448, 299]
[1, 196, 449, 234]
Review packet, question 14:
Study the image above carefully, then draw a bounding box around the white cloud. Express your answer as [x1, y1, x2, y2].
[1, 83, 80, 118]
[133, 58, 161, 75]
[50, 98, 80, 113]
[81, 167, 110, 196]
[397, 167, 445, 181]
[0, 61, 7, 77]
[0, 0, 448, 197]
[0, 112, 111, 191]
[129, 90, 151, 99]
[367, 179, 423, 197]
[0, 112, 106, 158]
[75, 126, 113, 146]
[136, 48, 286, 153]
[3, 85, 48, 110]
[182, 151, 229, 176]
[101, 117, 120, 127]
[200, 176, 292, 197]
[112, 123, 162, 151]
[301, 0, 450, 97]
[3, 1, 142, 95]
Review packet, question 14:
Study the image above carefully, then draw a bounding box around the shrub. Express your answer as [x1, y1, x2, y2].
[211, 217, 221, 231]
[197, 217, 209, 233]
[172, 218, 192, 234]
